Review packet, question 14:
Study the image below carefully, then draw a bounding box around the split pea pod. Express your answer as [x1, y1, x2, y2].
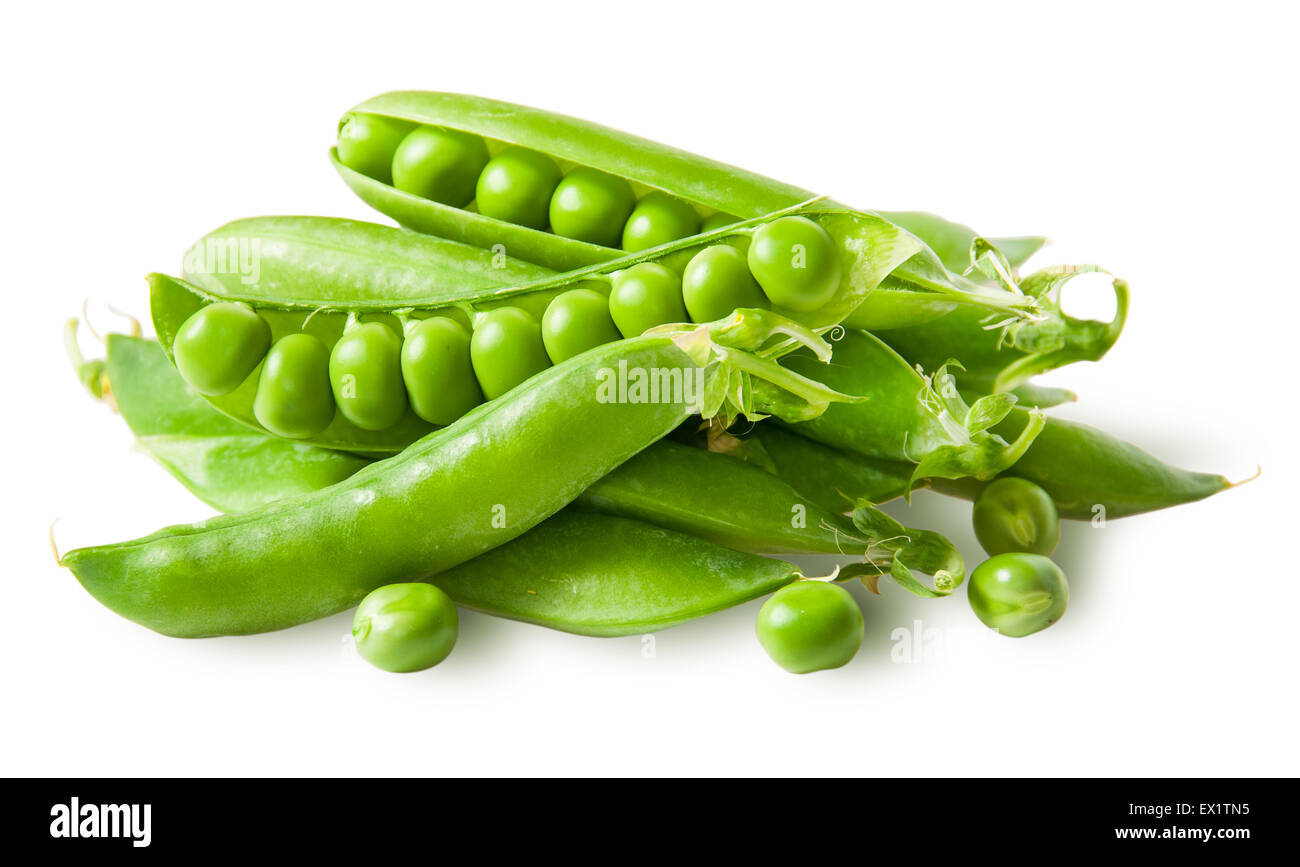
[60, 311, 861, 637]
[156, 208, 921, 454]
[81, 335, 960, 589]
[332, 91, 1050, 329]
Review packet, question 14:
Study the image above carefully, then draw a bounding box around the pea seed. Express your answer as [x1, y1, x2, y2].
[329, 322, 407, 431]
[541, 288, 621, 363]
[400, 317, 484, 425]
[622, 192, 700, 252]
[475, 147, 562, 229]
[548, 167, 635, 247]
[608, 263, 688, 337]
[253, 333, 335, 438]
[391, 126, 489, 207]
[469, 307, 551, 399]
[173, 302, 271, 396]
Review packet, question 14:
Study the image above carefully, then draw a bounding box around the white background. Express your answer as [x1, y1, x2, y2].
[2, 1, 1296, 777]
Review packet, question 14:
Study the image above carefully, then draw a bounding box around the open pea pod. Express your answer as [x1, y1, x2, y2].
[153, 207, 922, 454]
[332, 91, 1047, 328]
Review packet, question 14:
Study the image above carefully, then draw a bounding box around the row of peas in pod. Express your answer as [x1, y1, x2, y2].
[169, 213, 842, 438]
[337, 113, 742, 250]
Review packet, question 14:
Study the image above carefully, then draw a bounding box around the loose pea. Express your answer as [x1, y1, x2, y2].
[968, 553, 1069, 638]
[328, 322, 407, 431]
[701, 212, 739, 232]
[681, 245, 769, 322]
[972, 477, 1061, 556]
[337, 113, 413, 185]
[469, 307, 552, 400]
[475, 146, 562, 229]
[173, 302, 271, 396]
[747, 216, 842, 312]
[622, 192, 700, 252]
[352, 583, 458, 673]
[391, 126, 489, 207]
[400, 317, 484, 425]
[756, 581, 864, 674]
[541, 288, 621, 363]
[608, 263, 689, 337]
[548, 166, 636, 247]
[253, 333, 335, 439]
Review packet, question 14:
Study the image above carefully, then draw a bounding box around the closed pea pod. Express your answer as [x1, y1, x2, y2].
[253, 333, 335, 439]
[172, 302, 270, 396]
[541, 288, 620, 363]
[549, 166, 636, 247]
[329, 320, 407, 431]
[469, 306, 552, 399]
[608, 262, 688, 337]
[400, 316, 483, 426]
[682, 244, 768, 323]
[337, 113, 413, 185]
[622, 191, 700, 252]
[391, 126, 489, 207]
[475, 146, 562, 229]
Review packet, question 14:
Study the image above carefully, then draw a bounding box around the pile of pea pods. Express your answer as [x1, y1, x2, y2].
[62, 92, 1235, 675]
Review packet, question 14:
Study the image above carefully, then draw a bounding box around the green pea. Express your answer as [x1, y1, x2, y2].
[400, 317, 484, 425]
[681, 245, 769, 322]
[328, 322, 407, 431]
[701, 212, 739, 232]
[475, 146, 562, 229]
[470, 307, 552, 400]
[352, 583, 458, 673]
[972, 477, 1060, 556]
[173, 302, 271, 396]
[968, 553, 1069, 638]
[755, 581, 863, 674]
[337, 113, 413, 185]
[548, 166, 636, 247]
[253, 333, 335, 439]
[391, 126, 489, 207]
[541, 289, 621, 363]
[608, 263, 688, 338]
[747, 216, 842, 312]
[622, 192, 700, 252]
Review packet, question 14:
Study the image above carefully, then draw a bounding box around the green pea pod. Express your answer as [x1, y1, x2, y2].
[783, 329, 1045, 484]
[876, 211, 1047, 277]
[732, 407, 1231, 521]
[104, 334, 369, 512]
[153, 207, 921, 454]
[183, 215, 552, 308]
[880, 266, 1130, 392]
[970, 408, 1234, 519]
[60, 310, 865, 637]
[82, 335, 960, 595]
[333, 92, 1049, 327]
[430, 511, 805, 637]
